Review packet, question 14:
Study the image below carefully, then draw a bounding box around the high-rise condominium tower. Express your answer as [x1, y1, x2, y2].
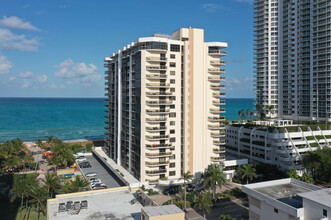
[104, 28, 227, 183]
[255, 0, 331, 121]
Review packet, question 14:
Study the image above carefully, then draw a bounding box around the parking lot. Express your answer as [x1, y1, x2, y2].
[78, 155, 125, 188]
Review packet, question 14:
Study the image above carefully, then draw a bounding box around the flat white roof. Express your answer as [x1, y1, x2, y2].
[142, 204, 184, 217]
[206, 42, 228, 48]
[299, 188, 331, 208]
[47, 187, 143, 220]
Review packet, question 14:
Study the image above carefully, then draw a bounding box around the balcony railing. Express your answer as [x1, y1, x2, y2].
[208, 50, 227, 56]
[146, 169, 167, 175]
[146, 83, 170, 87]
[146, 57, 167, 61]
[208, 125, 223, 130]
[146, 143, 172, 149]
[145, 160, 169, 166]
[208, 68, 226, 73]
[146, 152, 172, 157]
[146, 109, 170, 114]
[213, 147, 226, 153]
[212, 92, 226, 97]
[146, 66, 167, 71]
[212, 100, 226, 105]
[210, 60, 226, 65]
[146, 74, 167, 79]
[146, 126, 167, 131]
[146, 101, 173, 105]
[211, 156, 225, 162]
[146, 92, 172, 96]
[146, 135, 169, 140]
[208, 116, 226, 121]
[211, 132, 226, 137]
[213, 140, 226, 145]
[146, 118, 167, 122]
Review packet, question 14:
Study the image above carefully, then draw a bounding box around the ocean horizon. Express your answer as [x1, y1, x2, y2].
[0, 97, 254, 142]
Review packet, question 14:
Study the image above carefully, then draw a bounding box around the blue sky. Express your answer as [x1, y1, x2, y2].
[0, 0, 253, 98]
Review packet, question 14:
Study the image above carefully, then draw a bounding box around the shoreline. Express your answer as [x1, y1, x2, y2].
[0, 137, 105, 145]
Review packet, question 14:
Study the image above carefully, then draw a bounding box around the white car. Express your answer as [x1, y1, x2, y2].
[85, 172, 98, 177]
[89, 179, 102, 184]
[76, 156, 86, 162]
[90, 182, 105, 187]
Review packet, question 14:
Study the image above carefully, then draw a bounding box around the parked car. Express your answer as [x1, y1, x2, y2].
[79, 161, 90, 166]
[186, 184, 203, 192]
[163, 186, 179, 195]
[88, 177, 99, 182]
[91, 183, 107, 189]
[76, 156, 86, 162]
[89, 179, 102, 184]
[85, 172, 98, 177]
[74, 152, 84, 158]
[90, 181, 104, 187]
[79, 162, 91, 168]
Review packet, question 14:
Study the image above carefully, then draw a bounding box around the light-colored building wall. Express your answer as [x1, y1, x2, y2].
[302, 199, 330, 220]
[141, 210, 185, 220]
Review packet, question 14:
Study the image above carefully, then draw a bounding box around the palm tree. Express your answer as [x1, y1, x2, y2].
[266, 105, 274, 118]
[303, 151, 321, 177]
[180, 171, 193, 210]
[30, 186, 49, 220]
[35, 139, 45, 150]
[203, 164, 226, 201]
[245, 109, 251, 120]
[194, 193, 213, 220]
[238, 109, 245, 122]
[69, 176, 90, 192]
[46, 136, 54, 149]
[255, 104, 262, 119]
[42, 172, 61, 197]
[237, 164, 257, 184]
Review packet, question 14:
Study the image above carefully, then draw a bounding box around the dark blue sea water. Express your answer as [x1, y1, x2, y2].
[0, 98, 254, 142]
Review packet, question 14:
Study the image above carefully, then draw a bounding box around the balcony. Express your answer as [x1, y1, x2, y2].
[208, 76, 226, 82]
[146, 83, 170, 88]
[210, 132, 226, 137]
[146, 57, 167, 62]
[208, 50, 227, 56]
[146, 109, 170, 114]
[146, 152, 172, 158]
[208, 68, 226, 73]
[146, 92, 172, 96]
[146, 118, 167, 123]
[208, 116, 226, 122]
[146, 74, 167, 79]
[146, 143, 173, 149]
[210, 60, 226, 66]
[145, 169, 167, 175]
[212, 92, 226, 97]
[213, 140, 225, 145]
[146, 179, 159, 184]
[213, 147, 226, 153]
[211, 84, 225, 90]
[146, 66, 167, 71]
[210, 108, 226, 113]
[208, 124, 223, 130]
[211, 156, 225, 162]
[146, 126, 167, 132]
[146, 135, 169, 141]
[145, 160, 170, 167]
[212, 100, 226, 105]
[146, 100, 173, 105]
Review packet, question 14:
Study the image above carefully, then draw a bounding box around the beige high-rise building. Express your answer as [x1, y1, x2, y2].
[104, 28, 227, 183]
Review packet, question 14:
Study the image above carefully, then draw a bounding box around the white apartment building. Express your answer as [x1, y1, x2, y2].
[254, 0, 331, 121]
[242, 178, 330, 220]
[104, 28, 227, 183]
[226, 120, 331, 170]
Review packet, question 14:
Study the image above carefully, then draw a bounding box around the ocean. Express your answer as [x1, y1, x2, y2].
[0, 98, 254, 142]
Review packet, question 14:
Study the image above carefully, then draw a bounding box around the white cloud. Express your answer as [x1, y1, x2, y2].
[9, 76, 15, 80]
[36, 74, 47, 83]
[0, 55, 13, 75]
[54, 59, 101, 84]
[49, 83, 65, 89]
[0, 28, 40, 51]
[202, 3, 223, 12]
[19, 71, 34, 78]
[0, 16, 40, 31]
[244, 77, 254, 82]
[22, 79, 32, 88]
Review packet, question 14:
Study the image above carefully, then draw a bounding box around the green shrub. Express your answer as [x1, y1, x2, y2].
[86, 142, 93, 152]
[315, 135, 324, 140]
[147, 189, 159, 196]
[305, 136, 314, 140]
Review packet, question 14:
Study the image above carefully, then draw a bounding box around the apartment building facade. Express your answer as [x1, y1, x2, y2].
[254, 0, 331, 121]
[104, 28, 227, 183]
[226, 121, 331, 170]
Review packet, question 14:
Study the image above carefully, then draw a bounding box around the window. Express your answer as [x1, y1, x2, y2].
[170, 154, 176, 159]
[170, 79, 175, 84]
[170, 163, 175, 168]
[170, 71, 175, 76]
[170, 54, 176, 59]
[170, 121, 175, 126]
[170, 105, 175, 109]
[170, 113, 176, 118]
[169, 96, 176, 101]
[323, 209, 327, 217]
[170, 88, 175, 92]
[170, 129, 175, 134]
[170, 44, 180, 52]
[274, 208, 278, 213]
[170, 62, 176, 67]
[169, 171, 176, 176]
[170, 137, 176, 142]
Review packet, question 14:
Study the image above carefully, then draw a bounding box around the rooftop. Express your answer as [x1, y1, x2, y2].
[142, 204, 184, 217]
[47, 187, 145, 220]
[299, 188, 331, 208]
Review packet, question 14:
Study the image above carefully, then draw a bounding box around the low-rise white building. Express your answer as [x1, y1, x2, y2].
[226, 120, 331, 170]
[242, 178, 327, 220]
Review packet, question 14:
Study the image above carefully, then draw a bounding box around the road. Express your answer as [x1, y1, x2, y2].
[79, 155, 125, 188]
